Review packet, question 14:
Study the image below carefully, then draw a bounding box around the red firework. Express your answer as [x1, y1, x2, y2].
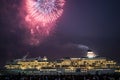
[25, 0, 65, 26]
[23, 0, 65, 45]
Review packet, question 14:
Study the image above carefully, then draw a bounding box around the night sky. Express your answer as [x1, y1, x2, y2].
[0, 0, 120, 67]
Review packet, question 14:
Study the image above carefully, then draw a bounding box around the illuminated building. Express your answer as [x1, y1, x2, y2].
[5, 50, 120, 74]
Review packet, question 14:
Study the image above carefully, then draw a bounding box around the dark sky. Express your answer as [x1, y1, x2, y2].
[0, 0, 120, 67]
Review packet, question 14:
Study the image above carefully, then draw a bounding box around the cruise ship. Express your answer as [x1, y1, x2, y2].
[4, 50, 120, 75]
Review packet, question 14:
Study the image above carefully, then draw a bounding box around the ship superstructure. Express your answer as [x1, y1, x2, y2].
[5, 51, 120, 74]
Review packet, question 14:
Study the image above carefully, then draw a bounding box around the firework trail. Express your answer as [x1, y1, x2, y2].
[22, 0, 65, 45]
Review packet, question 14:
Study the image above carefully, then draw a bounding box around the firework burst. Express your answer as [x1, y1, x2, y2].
[26, 0, 65, 26]
[22, 0, 65, 45]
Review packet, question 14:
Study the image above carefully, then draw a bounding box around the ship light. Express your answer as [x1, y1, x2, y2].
[87, 51, 96, 58]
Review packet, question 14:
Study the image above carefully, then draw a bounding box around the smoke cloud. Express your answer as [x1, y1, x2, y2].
[78, 44, 89, 50]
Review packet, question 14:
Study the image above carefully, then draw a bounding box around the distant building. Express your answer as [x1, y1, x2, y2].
[4, 50, 120, 75]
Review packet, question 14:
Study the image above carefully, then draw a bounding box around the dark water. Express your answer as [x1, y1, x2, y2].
[0, 74, 120, 80]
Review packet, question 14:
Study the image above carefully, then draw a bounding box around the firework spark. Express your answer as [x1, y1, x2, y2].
[23, 0, 65, 45]
[26, 0, 65, 26]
